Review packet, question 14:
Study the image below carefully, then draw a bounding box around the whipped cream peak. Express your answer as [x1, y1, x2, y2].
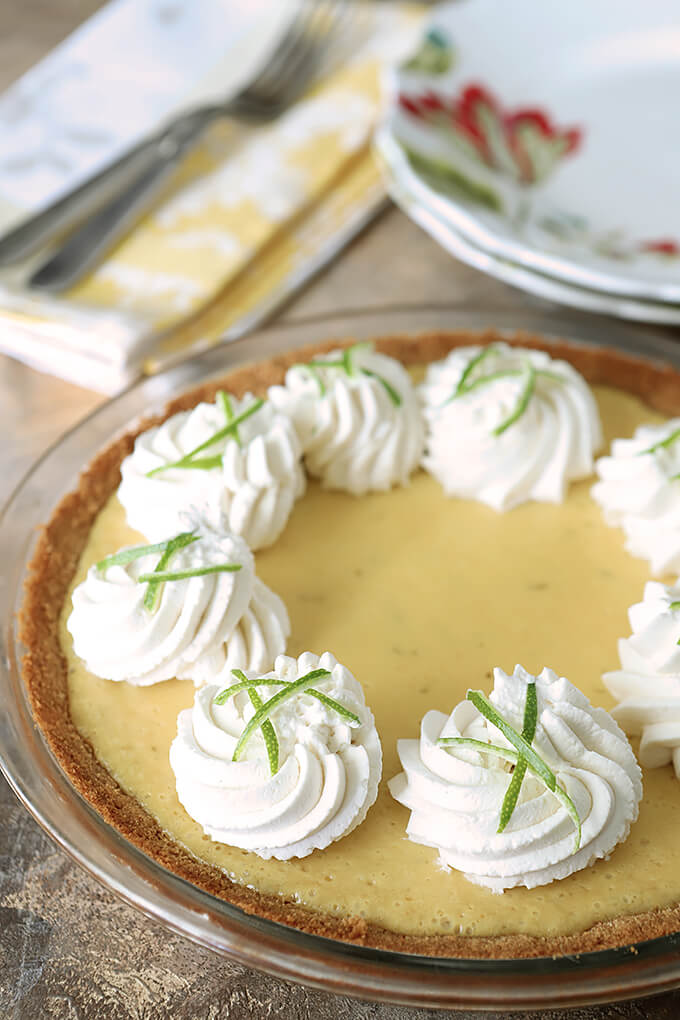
[268, 342, 424, 494]
[118, 390, 304, 549]
[420, 343, 603, 511]
[170, 651, 382, 859]
[389, 664, 641, 892]
[604, 579, 680, 777]
[592, 419, 680, 575]
[68, 516, 288, 686]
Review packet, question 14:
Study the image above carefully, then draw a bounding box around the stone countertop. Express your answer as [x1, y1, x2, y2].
[3, 4, 680, 1018]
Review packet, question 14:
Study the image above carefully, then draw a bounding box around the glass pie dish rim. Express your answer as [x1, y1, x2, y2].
[4, 305, 680, 1011]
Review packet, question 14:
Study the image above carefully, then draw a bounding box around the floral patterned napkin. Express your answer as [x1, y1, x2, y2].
[0, 1, 421, 393]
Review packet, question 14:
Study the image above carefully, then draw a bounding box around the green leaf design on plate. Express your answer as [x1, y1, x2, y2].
[400, 144, 503, 212]
[402, 28, 454, 75]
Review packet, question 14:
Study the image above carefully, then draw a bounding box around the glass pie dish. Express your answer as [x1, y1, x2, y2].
[4, 306, 680, 1011]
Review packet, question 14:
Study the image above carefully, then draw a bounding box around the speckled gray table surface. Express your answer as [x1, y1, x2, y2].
[4, 4, 680, 1017]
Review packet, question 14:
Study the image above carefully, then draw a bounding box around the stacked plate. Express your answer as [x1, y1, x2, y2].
[376, 0, 680, 324]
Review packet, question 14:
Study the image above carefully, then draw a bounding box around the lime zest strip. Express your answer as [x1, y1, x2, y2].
[298, 343, 402, 407]
[304, 688, 362, 723]
[217, 389, 241, 447]
[231, 669, 279, 776]
[342, 346, 354, 375]
[457, 367, 521, 396]
[214, 671, 361, 727]
[467, 689, 553, 788]
[453, 367, 564, 398]
[301, 362, 327, 396]
[161, 455, 223, 472]
[229, 667, 368, 765]
[438, 736, 520, 766]
[232, 668, 331, 765]
[146, 397, 265, 477]
[96, 532, 197, 571]
[217, 389, 232, 421]
[493, 361, 537, 436]
[215, 676, 294, 705]
[214, 669, 360, 726]
[498, 681, 537, 833]
[141, 530, 202, 612]
[669, 600, 680, 645]
[452, 344, 499, 398]
[640, 425, 680, 456]
[360, 367, 402, 406]
[444, 342, 561, 413]
[440, 688, 581, 852]
[138, 563, 241, 584]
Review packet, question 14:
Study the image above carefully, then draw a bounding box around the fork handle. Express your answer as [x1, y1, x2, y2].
[29, 112, 219, 292]
[0, 133, 170, 267]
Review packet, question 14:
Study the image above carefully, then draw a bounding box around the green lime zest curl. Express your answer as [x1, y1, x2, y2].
[439, 686, 581, 852]
[214, 667, 361, 775]
[497, 680, 537, 833]
[640, 426, 680, 456]
[146, 397, 265, 477]
[141, 530, 202, 612]
[298, 343, 402, 406]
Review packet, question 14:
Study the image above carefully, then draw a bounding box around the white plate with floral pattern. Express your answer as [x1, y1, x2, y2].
[376, 129, 680, 325]
[382, 0, 680, 305]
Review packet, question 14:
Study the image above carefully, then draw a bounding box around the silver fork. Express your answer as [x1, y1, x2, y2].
[2, 1, 347, 290]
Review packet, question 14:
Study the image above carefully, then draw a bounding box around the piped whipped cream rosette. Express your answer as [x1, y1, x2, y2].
[118, 390, 305, 550]
[169, 651, 382, 859]
[592, 420, 680, 575]
[389, 665, 641, 892]
[67, 518, 289, 686]
[268, 342, 424, 494]
[604, 580, 680, 776]
[420, 343, 603, 511]
[189, 577, 290, 690]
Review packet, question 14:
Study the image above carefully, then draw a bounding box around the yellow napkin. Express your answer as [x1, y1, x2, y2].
[0, 5, 422, 393]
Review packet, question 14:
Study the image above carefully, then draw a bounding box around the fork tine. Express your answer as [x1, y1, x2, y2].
[273, 1, 350, 104]
[247, 1, 348, 104]
[243, 3, 321, 98]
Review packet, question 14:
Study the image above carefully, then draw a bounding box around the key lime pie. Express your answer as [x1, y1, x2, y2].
[19, 330, 680, 958]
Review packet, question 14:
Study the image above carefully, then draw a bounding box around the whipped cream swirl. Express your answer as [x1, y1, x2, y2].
[389, 665, 641, 892]
[604, 580, 680, 777]
[420, 343, 603, 511]
[268, 343, 424, 494]
[118, 393, 305, 550]
[190, 577, 290, 687]
[68, 520, 289, 686]
[592, 420, 680, 575]
[170, 651, 382, 859]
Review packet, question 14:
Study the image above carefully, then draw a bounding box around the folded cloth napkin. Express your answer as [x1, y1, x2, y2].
[0, 0, 421, 393]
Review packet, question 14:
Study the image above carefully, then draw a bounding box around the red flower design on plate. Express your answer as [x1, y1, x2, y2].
[398, 83, 582, 186]
[639, 239, 680, 257]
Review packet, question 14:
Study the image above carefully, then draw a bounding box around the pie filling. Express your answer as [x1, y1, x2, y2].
[59, 383, 680, 939]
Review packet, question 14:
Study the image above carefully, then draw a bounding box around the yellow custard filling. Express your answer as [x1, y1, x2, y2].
[60, 385, 680, 939]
